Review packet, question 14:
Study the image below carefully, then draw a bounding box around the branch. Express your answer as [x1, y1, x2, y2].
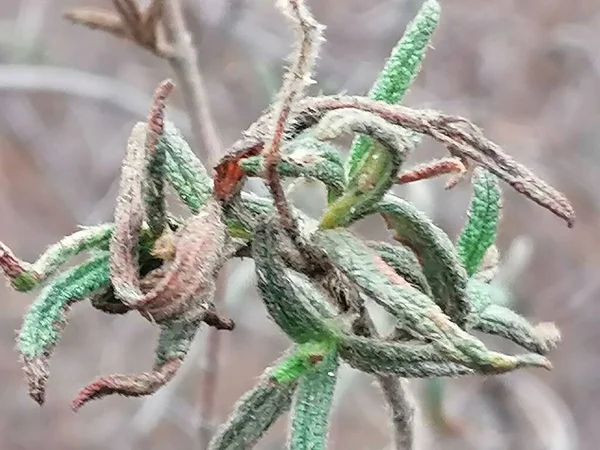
[63, 0, 223, 166]
[161, 0, 223, 166]
[262, 0, 325, 237]
[379, 376, 416, 450]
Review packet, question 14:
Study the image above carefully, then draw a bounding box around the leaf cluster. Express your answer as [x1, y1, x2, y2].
[0, 1, 571, 448]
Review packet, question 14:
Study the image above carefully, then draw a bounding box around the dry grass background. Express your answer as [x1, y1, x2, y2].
[0, 0, 599, 449]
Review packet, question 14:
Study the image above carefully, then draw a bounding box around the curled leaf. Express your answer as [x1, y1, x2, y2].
[473, 305, 560, 355]
[240, 134, 346, 200]
[377, 194, 469, 326]
[252, 220, 337, 343]
[316, 109, 412, 229]
[0, 224, 113, 292]
[144, 79, 174, 237]
[109, 121, 147, 305]
[73, 316, 203, 411]
[72, 359, 182, 411]
[457, 167, 502, 277]
[397, 157, 466, 187]
[19, 253, 111, 405]
[111, 194, 226, 322]
[466, 280, 560, 354]
[368, 240, 432, 296]
[292, 95, 575, 227]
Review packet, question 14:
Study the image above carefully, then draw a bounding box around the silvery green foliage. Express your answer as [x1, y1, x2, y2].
[0, 0, 573, 448]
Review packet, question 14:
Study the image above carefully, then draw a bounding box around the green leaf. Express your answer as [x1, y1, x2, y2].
[0, 224, 113, 292]
[346, 0, 441, 178]
[208, 352, 299, 450]
[271, 341, 336, 385]
[457, 168, 502, 277]
[316, 109, 412, 229]
[377, 194, 469, 326]
[289, 347, 339, 450]
[252, 220, 337, 343]
[339, 334, 472, 377]
[154, 317, 202, 366]
[240, 133, 346, 201]
[368, 240, 432, 296]
[19, 252, 111, 404]
[465, 279, 560, 354]
[160, 121, 213, 213]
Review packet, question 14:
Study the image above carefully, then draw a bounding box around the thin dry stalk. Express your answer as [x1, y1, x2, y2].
[262, 0, 325, 237]
[161, 0, 222, 166]
[293, 96, 575, 227]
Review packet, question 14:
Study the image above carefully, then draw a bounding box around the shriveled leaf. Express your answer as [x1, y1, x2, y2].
[72, 359, 181, 411]
[133, 198, 227, 322]
[292, 95, 576, 227]
[397, 157, 466, 187]
[72, 316, 202, 411]
[109, 121, 147, 305]
[289, 347, 339, 450]
[63, 8, 126, 38]
[316, 109, 412, 229]
[19, 253, 111, 405]
[457, 167, 502, 276]
[143, 79, 173, 237]
[110, 187, 226, 321]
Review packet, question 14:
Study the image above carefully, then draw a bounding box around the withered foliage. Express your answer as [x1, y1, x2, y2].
[1, 0, 572, 449]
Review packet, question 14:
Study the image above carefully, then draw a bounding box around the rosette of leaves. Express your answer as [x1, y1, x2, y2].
[1, 1, 573, 449]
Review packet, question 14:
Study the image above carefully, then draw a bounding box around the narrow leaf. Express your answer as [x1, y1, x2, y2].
[316, 109, 412, 229]
[368, 240, 432, 296]
[73, 317, 202, 411]
[240, 134, 346, 200]
[312, 229, 551, 374]
[208, 351, 299, 450]
[346, 0, 441, 178]
[143, 79, 173, 237]
[19, 253, 110, 405]
[271, 341, 335, 385]
[377, 194, 469, 326]
[339, 334, 472, 377]
[0, 224, 113, 292]
[252, 220, 337, 343]
[457, 167, 502, 276]
[161, 120, 213, 212]
[289, 348, 339, 450]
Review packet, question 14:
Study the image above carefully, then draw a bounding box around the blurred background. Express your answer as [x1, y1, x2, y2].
[0, 0, 598, 449]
